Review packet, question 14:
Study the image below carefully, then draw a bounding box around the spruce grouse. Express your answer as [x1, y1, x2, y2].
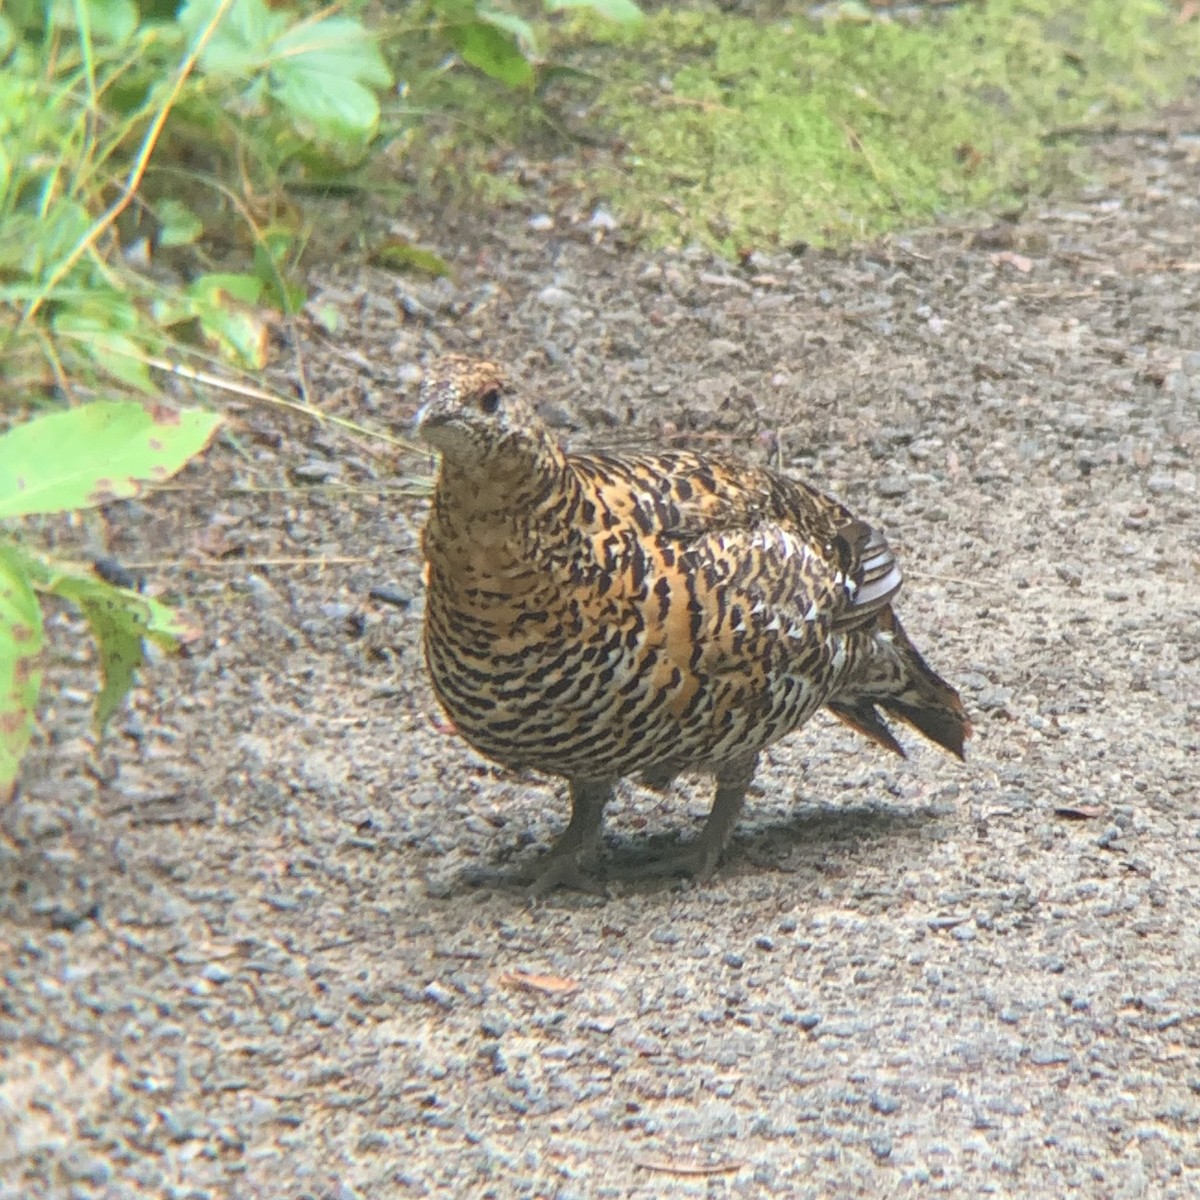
[416, 355, 970, 892]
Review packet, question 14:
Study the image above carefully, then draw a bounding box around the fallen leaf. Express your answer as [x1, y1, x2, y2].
[498, 970, 581, 997]
[370, 238, 451, 278]
[991, 251, 1033, 273]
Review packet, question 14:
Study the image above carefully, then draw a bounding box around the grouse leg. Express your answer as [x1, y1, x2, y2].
[626, 753, 759, 881]
[525, 778, 613, 896]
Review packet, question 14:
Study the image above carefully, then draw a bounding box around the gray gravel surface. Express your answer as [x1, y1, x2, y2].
[3, 109, 1199, 1198]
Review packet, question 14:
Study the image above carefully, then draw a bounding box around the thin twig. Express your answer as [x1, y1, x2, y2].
[143, 355, 424, 454]
[636, 1157, 744, 1177]
[906, 570, 991, 590]
[119, 556, 374, 570]
[147, 481, 434, 496]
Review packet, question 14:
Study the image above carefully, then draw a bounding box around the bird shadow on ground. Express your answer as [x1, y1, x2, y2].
[448, 799, 954, 899]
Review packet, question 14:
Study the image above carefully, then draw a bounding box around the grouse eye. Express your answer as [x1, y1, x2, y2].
[479, 387, 502, 415]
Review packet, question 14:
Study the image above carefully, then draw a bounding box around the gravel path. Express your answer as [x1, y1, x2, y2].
[3, 107, 1199, 1198]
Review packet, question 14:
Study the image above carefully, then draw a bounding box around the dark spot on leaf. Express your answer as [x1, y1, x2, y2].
[14, 653, 40, 682]
[0, 711, 26, 736]
[148, 403, 181, 424]
[88, 479, 123, 504]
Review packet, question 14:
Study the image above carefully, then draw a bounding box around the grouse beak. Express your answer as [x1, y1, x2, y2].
[413, 399, 454, 442]
[411, 400, 431, 440]
[412, 397, 462, 452]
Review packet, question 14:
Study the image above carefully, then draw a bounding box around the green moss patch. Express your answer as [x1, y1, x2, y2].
[582, 0, 1199, 250]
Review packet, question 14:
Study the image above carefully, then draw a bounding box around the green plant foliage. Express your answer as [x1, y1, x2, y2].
[581, 0, 1200, 250]
[0, 0, 395, 398]
[45, 568, 195, 734]
[179, 0, 392, 144]
[0, 401, 219, 791]
[369, 237, 453, 278]
[0, 546, 44, 800]
[0, 401, 223, 519]
[427, 0, 642, 88]
[0, 0, 658, 802]
[156, 199, 204, 248]
[548, 0, 643, 20]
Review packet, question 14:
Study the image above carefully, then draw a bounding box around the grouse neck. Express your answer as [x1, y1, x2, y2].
[434, 432, 579, 523]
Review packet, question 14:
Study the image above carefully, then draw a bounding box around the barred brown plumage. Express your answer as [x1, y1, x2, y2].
[416, 354, 970, 893]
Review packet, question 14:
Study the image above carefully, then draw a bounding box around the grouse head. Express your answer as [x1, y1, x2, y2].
[414, 355, 549, 472]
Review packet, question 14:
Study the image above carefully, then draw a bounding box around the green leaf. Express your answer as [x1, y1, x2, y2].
[52, 310, 157, 394]
[545, 0, 643, 22]
[180, 0, 288, 75]
[45, 570, 192, 734]
[0, 401, 223, 519]
[369, 237, 452, 278]
[157, 199, 204, 248]
[312, 303, 339, 334]
[180, 2, 392, 141]
[478, 8, 538, 56]
[251, 226, 306, 313]
[11, 199, 93, 281]
[185, 275, 269, 365]
[269, 17, 392, 140]
[270, 17, 392, 89]
[51, 0, 139, 43]
[271, 70, 382, 141]
[189, 272, 264, 305]
[450, 19, 535, 87]
[0, 545, 44, 798]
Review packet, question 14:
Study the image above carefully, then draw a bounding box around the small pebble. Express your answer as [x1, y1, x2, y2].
[1029, 1045, 1072, 1066]
[423, 982, 455, 1009]
[369, 585, 411, 608]
[480, 1015, 509, 1038]
[290, 460, 340, 483]
[537, 285, 573, 308]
